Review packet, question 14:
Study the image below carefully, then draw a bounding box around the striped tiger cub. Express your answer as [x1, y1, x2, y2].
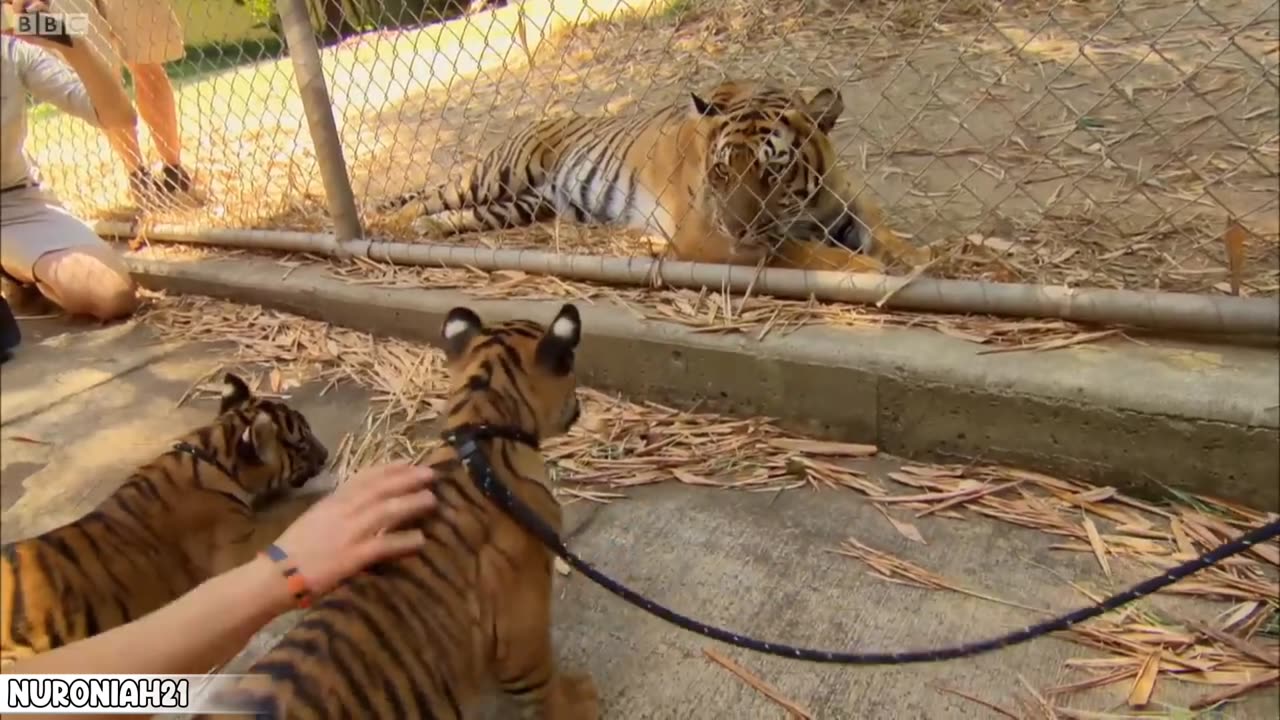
[201, 304, 597, 720]
[375, 79, 930, 273]
[0, 373, 330, 666]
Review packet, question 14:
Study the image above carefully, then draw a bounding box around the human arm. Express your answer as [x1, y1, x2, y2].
[2, 462, 438, 681]
[2, 0, 135, 129]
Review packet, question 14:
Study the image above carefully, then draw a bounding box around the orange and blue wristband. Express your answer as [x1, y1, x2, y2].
[259, 543, 313, 609]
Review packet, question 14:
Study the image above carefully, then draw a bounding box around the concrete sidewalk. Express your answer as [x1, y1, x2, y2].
[124, 254, 1280, 512]
[2, 319, 1275, 718]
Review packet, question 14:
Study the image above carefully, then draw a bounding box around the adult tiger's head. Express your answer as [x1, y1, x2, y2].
[692, 81, 876, 257]
[212, 373, 330, 496]
[439, 303, 583, 440]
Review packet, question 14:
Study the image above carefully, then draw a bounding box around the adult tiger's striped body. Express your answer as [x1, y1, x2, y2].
[376, 80, 928, 272]
[0, 373, 329, 667]
[200, 304, 596, 720]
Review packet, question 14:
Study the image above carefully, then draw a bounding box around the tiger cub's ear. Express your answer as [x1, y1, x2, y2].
[220, 373, 254, 414]
[535, 304, 581, 375]
[236, 410, 280, 466]
[441, 306, 484, 362]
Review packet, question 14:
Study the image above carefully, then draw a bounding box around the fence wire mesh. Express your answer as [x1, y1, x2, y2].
[13, 0, 1280, 297]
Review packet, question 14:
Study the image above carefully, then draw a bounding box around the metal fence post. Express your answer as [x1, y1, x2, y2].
[276, 0, 363, 247]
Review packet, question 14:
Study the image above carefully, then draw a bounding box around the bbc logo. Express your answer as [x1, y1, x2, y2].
[14, 12, 89, 38]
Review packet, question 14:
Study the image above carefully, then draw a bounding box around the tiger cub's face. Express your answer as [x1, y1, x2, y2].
[216, 373, 330, 497]
[439, 303, 583, 440]
[694, 83, 873, 256]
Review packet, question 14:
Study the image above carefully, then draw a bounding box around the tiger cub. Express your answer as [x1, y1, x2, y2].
[0, 373, 329, 666]
[201, 304, 597, 719]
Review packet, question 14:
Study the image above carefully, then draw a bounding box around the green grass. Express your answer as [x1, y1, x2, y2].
[661, 0, 698, 18]
[1261, 603, 1280, 638]
[159, 36, 287, 86]
[27, 36, 287, 124]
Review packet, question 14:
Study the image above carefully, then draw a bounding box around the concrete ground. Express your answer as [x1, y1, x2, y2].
[2, 319, 1276, 719]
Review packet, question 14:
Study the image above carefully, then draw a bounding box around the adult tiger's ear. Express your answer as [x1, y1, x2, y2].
[219, 372, 254, 414]
[441, 306, 484, 362]
[689, 92, 720, 118]
[535, 304, 581, 376]
[237, 410, 280, 466]
[804, 87, 844, 133]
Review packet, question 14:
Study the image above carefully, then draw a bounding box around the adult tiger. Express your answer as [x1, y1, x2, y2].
[198, 304, 597, 720]
[375, 80, 928, 273]
[0, 373, 329, 666]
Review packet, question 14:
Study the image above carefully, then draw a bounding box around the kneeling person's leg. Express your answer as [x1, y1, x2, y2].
[1, 191, 139, 322]
[35, 245, 139, 321]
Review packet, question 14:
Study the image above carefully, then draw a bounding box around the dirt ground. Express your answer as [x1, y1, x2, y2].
[24, 0, 1280, 296]
[349, 0, 1280, 294]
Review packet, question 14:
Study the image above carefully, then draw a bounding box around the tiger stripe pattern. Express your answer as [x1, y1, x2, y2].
[198, 304, 596, 720]
[0, 373, 329, 667]
[375, 79, 929, 272]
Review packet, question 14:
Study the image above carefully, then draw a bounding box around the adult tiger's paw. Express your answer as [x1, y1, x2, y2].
[410, 215, 454, 238]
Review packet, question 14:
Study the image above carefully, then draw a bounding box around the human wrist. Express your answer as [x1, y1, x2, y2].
[241, 553, 300, 621]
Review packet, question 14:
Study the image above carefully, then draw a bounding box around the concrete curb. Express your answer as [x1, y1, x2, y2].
[125, 255, 1280, 511]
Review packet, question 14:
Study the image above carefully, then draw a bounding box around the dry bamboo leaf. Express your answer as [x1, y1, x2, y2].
[876, 505, 927, 544]
[1046, 667, 1138, 696]
[1064, 486, 1117, 504]
[1016, 675, 1057, 720]
[1191, 512, 1280, 566]
[702, 648, 813, 720]
[6, 435, 51, 445]
[1223, 219, 1248, 296]
[1216, 601, 1264, 632]
[899, 465, 965, 479]
[885, 472, 952, 490]
[930, 683, 1021, 719]
[1170, 518, 1197, 556]
[670, 468, 720, 486]
[871, 481, 985, 505]
[977, 329, 1120, 355]
[1183, 618, 1280, 667]
[916, 480, 1020, 518]
[1178, 669, 1275, 686]
[1125, 652, 1161, 708]
[835, 539, 1047, 614]
[995, 467, 1081, 493]
[1189, 669, 1278, 710]
[767, 438, 878, 457]
[554, 556, 572, 576]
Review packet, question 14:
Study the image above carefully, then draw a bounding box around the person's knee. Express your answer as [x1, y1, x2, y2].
[33, 248, 140, 322]
[86, 276, 139, 321]
[53, 272, 138, 322]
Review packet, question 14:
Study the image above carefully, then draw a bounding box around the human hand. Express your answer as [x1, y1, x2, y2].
[6, 0, 45, 14]
[270, 463, 439, 599]
[1, 0, 78, 54]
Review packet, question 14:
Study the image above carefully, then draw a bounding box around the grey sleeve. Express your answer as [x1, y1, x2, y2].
[12, 40, 102, 127]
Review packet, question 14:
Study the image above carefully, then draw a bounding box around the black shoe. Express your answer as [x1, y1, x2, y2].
[160, 164, 192, 194]
[128, 168, 165, 206]
[0, 296, 21, 361]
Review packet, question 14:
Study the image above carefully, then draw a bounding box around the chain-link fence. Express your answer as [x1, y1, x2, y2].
[15, 0, 1280, 296]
